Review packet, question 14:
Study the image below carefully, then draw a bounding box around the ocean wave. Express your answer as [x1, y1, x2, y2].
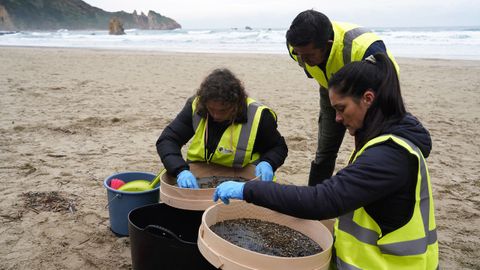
[1, 27, 479, 60]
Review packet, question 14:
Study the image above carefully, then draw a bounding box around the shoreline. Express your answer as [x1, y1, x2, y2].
[1, 46, 479, 269]
[1, 45, 480, 62]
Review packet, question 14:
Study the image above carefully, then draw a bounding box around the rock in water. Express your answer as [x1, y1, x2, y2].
[109, 17, 125, 35]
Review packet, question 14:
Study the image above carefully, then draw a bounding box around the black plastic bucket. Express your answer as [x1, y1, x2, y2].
[128, 203, 217, 270]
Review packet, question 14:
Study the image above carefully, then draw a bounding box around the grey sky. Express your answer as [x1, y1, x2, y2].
[83, 0, 479, 29]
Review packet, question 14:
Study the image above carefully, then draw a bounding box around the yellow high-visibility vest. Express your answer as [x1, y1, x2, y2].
[334, 135, 438, 269]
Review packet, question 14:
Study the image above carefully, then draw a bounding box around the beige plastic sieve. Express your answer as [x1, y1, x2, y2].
[160, 163, 256, 211]
[198, 201, 333, 270]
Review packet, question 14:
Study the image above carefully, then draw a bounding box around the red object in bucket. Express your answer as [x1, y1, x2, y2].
[110, 178, 126, 190]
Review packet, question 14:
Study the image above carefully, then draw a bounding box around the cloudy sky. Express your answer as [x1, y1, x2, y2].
[84, 0, 479, 29]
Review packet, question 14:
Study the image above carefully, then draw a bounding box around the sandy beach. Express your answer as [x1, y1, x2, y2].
[0, 46, 479, 269]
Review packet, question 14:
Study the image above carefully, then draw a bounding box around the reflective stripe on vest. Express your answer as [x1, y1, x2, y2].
[188, 97, 274, 168]
[288, 21, 398, 89]
[334, 135, 438, 269]
[342, 27, 371, 65]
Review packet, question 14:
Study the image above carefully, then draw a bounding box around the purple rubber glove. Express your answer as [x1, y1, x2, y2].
[213, 181, 245, 205]
[255, 161, 273, 181]
[177, 170, 199, 189]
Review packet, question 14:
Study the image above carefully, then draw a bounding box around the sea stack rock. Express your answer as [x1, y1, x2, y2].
[109, 17, 125, 35]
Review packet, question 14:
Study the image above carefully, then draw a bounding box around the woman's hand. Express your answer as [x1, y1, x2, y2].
[177, 170, 199, 189]
[213, 181, 245, 204]
[255, 161, 273, 181]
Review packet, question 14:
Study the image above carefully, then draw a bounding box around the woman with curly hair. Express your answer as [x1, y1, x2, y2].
[157, 68, 288, 188]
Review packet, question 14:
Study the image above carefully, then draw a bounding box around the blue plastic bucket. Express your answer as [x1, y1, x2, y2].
[104, 171, 160, 236]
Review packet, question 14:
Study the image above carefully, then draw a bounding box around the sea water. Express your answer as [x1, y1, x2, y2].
[1, 26, 479, 60]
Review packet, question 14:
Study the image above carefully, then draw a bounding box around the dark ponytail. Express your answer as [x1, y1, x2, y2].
[328, 53, 405, 149]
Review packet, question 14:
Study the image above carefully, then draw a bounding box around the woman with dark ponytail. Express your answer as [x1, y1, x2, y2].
[214, 53, 439, 269]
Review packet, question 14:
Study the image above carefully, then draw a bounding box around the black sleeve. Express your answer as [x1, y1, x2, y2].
[252, 109, 288, 171]
[362, 40, 387, 59]
[243, 142, 413, 221]
[156, 98, 196, 176]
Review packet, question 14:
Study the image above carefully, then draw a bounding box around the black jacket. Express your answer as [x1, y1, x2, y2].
[156, 97, 288, 177]
[243, 113, 431, 234]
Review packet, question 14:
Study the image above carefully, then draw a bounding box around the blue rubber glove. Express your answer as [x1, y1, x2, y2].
[255, 161, 273, 181]
[213, 181, 245, 205]
[177, 170, 199, 189]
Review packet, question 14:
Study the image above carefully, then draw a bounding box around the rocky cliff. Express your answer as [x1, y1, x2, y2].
[0, 0, 181, 31]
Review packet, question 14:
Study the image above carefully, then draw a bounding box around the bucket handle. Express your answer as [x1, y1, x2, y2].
[144, 225, 197, 245]
[104, 194, 121, 209]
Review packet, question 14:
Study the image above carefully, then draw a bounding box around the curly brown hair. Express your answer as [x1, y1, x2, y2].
[195, 68, 248, 118]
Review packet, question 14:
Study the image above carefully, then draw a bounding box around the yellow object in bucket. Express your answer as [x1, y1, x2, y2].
[118, 169, 164, 192]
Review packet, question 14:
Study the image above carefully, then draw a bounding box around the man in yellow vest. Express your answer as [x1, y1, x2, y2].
[286, 10, 398, 186]
[156, 68, 288, 188]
